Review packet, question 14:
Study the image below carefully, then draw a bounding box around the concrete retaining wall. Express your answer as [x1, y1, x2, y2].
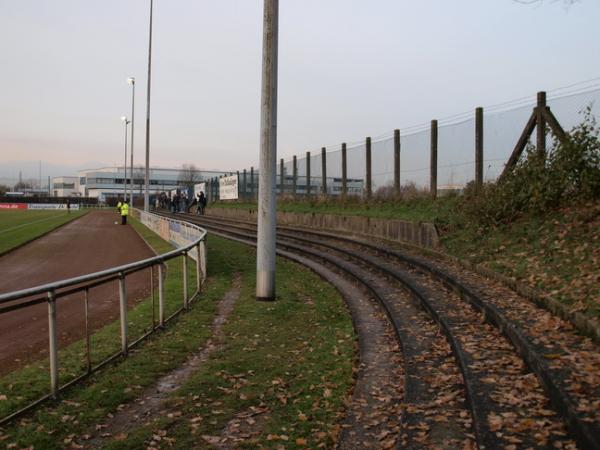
[206, 207, 440, 249]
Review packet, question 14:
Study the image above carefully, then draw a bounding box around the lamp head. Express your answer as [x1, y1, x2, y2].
[127, 77, 135, 85]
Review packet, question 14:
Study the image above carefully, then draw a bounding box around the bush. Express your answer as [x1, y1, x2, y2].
[462, 108, 600, 226]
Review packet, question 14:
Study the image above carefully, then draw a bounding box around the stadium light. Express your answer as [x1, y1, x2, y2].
[127, 77, 135, 205]
[121, 116, 130, 202]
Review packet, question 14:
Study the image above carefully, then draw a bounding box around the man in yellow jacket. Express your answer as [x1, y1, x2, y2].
[116, 200, 122, 214]
[121, 200, 129, 225]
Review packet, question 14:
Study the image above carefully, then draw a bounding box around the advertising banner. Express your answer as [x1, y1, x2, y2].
[27, 203, 80, 210]
[194, 182, 206, 198]
[0, 203, 27, 210]
[219, 175, 238, 200]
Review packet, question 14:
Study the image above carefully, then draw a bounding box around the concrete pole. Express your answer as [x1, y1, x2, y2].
[306, 151, 311, 198]
[292, 155, 297, 198]
[394, 129, 400, 196]
[536, 91, 547, 159]
[342, 142, 347, 198]
[430, 120, 438, 198]
[280, 158, 284, 196]
[256, 0, 279, 301]
[365, 137, 372, 199]
[475, 107, 484, 190]
[144, 0, 153, 212]
[321, 147, 327, 196]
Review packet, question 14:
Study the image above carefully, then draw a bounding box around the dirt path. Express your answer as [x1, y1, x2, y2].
[0, 211, 156, 375]
[83, 275, 242, 449]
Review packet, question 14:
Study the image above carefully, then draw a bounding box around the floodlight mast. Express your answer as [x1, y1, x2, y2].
[121, 116, 130, 202]
[144, 0, 154, 212]
[127, 77, 135, 205]
[256, 0, 279, 301]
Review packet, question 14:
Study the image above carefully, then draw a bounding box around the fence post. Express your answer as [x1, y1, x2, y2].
[236, 171, 240, 200]
[475, 107, 484, 190]
[118, 272, 128, 356]
[394, 129, 400, 196]
[430, 120, 438, 198]
[365, 137, 372, 199]
[293, 155, 297, 198]
[183, 252, 189, 309]
[536, 91, 547, 159]
[306, 151, 311, 198]
[243, 169, 247, 201]
[342, 143, 347, 198]
[158, 263, 165, 327]
[250, 166, 255, 200]
[321, 147, 327, 196]
[280, 158, 284, 197]
[47, 289, 59, 398]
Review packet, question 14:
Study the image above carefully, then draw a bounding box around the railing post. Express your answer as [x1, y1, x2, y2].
[321, 147, 327, 196]
[475, 107, 484, 190]
[84, 288, 91, 374]
[279, 158, 284, 197]
[200, 239, 207, 282]
[47, 290, 59, 398]
[430, 120, 438, 199]
[394, 129, 401, 196]
[183, 252, 189, 309]
[365, 137, 372, 199]
[118, 272, 128, 356]
[158, 263, 165, 327]
[306, 151, 311, 198]
[341, 142, 347, 199]
[292, 155, 297, 198]
[196, 244, 202, 291]
[536, 91, 547, 159]
[150, 265, 156, 329]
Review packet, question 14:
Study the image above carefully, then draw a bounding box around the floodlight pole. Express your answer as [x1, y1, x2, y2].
[128, 77, 136, 205]
[256, 0, 279, 301]
[121, 117, 130, 201]
[144, 0, 154, 212]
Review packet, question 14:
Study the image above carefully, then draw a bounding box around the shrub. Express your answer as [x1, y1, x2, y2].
[462, 108, 600, 226]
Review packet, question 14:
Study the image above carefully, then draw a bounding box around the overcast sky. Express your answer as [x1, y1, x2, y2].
[1, 0, 599, 183]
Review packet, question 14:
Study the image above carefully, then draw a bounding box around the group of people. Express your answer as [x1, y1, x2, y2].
[156, 190, 207, 215]
[116, 199, 129, 225]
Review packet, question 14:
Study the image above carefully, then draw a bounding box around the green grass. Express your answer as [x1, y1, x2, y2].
[104, 247, 355, 450]
[211, 196, 458, 223]
[0, 218, 355, 450]
[0, 209, 87, 254]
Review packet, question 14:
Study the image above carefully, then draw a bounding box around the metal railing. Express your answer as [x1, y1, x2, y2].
[0, 210, 207, 425]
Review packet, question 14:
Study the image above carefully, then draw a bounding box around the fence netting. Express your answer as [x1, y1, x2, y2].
[242, 83, 600, 197]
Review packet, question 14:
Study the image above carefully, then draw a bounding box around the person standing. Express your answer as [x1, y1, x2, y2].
[121, 200, 129, 225]
[197, 191, 206, 215]
[66, 198, 71, 214]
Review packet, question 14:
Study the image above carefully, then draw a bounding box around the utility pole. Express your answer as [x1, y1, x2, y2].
[144, 0, 154, 211]
[128, 77, 136, 205]
[256, 0, 279, 301]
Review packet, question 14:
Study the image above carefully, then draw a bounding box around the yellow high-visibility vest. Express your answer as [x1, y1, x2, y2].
[121, 203, 129, 216]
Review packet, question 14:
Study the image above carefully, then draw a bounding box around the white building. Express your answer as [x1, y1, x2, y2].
[51, 176, 79, 197]
[56, 167, 229, 203]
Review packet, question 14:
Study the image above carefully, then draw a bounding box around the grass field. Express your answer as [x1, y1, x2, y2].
[0, 209, 87, 254]
[0, 217, 354, 449]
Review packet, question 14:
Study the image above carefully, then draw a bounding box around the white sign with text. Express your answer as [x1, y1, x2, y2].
[219, 175, 238, 200]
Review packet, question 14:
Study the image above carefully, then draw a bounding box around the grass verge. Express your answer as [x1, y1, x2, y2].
[0, 222, 355, 450]
[209, 197, 458, 223]
[0, 210, 87, 254]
